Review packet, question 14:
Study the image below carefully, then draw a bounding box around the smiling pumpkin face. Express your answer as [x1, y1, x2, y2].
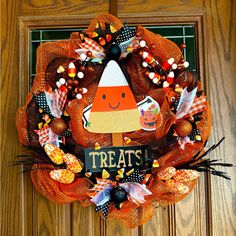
[140, 110, 158, 131]
[138, 96, 160, 132]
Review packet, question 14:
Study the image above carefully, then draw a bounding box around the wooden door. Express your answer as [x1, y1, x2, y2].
[1, 0, 235, 235]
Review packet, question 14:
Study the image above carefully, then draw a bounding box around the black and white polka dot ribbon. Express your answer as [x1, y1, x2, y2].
[34, 93, 52, 115]
[116, 24, 136, 45]
[121, 169, 144, 183]
[95, 199, 111, 219]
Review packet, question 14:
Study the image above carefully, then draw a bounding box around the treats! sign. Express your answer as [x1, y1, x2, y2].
[84, 145, 151, 172]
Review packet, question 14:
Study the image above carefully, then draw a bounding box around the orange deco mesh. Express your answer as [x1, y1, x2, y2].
[31, 164, 93, 204]
[16, 14, 212, 228]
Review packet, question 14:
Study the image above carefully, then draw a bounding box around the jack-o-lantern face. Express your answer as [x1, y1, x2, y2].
[138, 96, 160, 132]
[140, 109, 158, 131]
[91, 86, 137, 112]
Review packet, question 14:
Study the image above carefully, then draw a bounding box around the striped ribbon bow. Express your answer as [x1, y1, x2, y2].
[184, 96, 206, 118]
[88, 171, 152, 218]
[45, 88, 67, 118]
[119, 182, 152, 205]
[34, 126, 50, 146]
[34, 88, 68, 146]
[75, 37, 105, 61]
[176, 87, 207, 119]
[91, 178, 115, 192]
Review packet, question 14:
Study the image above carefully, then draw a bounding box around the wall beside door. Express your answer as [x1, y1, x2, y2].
[1, 0, 235, 235]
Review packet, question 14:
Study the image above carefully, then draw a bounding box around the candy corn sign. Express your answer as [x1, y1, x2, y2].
[87, 60, 141, 133]
[86, 61, 150, 172]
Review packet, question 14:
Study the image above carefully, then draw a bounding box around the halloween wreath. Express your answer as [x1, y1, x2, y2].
[16, 14, 232, 228]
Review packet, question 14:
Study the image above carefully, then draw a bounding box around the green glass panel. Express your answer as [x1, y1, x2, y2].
[29, 25, 197, 86]
[185, 26, 195, 35]
[185, 37, 196, 71]
[41, 28, 85, 41]
[146, 26, 184, 37]
[42, 29, 76, 40]
[30, 41, 40, 78]
[31, 31, 41, 41]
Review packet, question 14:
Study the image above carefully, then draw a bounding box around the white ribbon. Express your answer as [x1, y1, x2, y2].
[119, 182, 152, 205]
[91, 185, 112, 206]
[176, 87, 197, 119]
[46, 128, 59, 147]
[45, 90, 62, 118]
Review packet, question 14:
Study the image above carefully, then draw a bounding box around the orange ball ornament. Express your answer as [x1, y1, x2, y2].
[180, 43, 186, 49]
[174, 120, 193, 137]
[50, 118, 68, 135]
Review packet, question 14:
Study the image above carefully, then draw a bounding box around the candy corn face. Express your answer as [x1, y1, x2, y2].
[91, 86, 137, 112]
[87, 60, 141, 133]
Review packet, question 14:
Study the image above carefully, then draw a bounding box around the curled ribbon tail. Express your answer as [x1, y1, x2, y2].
[88, 178, 114, 219]
[89, 179, 114, 205]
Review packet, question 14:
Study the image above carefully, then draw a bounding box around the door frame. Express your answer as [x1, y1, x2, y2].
[18, 13, 211, 235]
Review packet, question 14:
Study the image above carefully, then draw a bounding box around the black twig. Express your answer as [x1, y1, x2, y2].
[177, 137, 233, 179]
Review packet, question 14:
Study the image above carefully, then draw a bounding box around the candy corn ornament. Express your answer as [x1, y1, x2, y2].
[87, 60, 141, 133]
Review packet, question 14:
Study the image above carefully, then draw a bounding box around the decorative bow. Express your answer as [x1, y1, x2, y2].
[45, 88, 67, 118]
[88, 178, 114, 218]
[89, 22, 121, 47]
[119, 182, 152, 205]
[88, 170, 152, 219]
[115, 24, 139, 58]
[183, 95, 206, 118]
[34, 88, 69, 146]
[44, 143, 84, 184]
[35, 125, 58, 147]
[75, 37, 106, 62]
[176, 87, 206, 120]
